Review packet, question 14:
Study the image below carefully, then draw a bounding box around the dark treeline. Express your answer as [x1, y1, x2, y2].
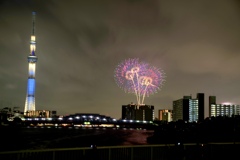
[148, 115, 240, 144]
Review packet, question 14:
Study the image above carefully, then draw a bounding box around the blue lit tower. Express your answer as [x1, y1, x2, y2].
[24, 12, 38, 114]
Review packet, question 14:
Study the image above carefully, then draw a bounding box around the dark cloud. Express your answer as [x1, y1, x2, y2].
[0, 0, 240, 118]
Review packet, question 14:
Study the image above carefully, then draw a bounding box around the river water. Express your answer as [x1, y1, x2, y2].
[0, 126, 154, 151]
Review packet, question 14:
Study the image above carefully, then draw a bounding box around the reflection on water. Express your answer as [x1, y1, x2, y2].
[0, 127, 154, 151]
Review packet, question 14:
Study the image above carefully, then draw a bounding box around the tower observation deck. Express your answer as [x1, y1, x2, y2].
[24, 12, 38, 114]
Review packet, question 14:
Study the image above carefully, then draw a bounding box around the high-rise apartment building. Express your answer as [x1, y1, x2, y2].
[122, 103, 137, 120]
[197, 93, 205, 122]
[189, 98, 199, 122]
[209, 96, 216, 117]
[122, 103, 154, 121]
[173, 93, 204, 122]
[24, 12, 38, 114]
[173, 96, 191, 122]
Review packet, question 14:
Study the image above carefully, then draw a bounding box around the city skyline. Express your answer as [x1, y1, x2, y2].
[0, 0, 240, 119]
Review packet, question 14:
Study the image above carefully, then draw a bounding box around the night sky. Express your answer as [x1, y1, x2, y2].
[1, 0, 240, 119]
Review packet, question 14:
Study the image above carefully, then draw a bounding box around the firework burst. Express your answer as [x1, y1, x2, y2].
[114, 58, 166, 105]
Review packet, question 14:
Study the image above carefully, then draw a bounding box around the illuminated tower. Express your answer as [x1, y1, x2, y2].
[24, 12, 38, 114]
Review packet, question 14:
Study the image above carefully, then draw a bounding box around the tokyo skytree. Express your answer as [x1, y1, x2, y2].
[24, 12, 38, 114]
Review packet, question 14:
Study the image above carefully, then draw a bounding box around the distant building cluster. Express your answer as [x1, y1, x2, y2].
[2, 93, 240, 124]
[156, 93, 240, 123]
[209, 96, 240, 117]
[25, 110, 57, 118]
[172, 93, 205, 122]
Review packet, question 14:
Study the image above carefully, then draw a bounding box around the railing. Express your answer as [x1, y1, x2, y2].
[1, 143, 240, 160]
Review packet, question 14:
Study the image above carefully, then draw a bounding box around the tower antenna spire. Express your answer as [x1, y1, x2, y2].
[32, 11, 36, 35]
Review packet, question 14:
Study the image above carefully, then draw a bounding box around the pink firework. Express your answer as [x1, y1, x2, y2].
[114, 58, 165, 105]
[114, 58, 148, 92]
[138, 65, 165, 104]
